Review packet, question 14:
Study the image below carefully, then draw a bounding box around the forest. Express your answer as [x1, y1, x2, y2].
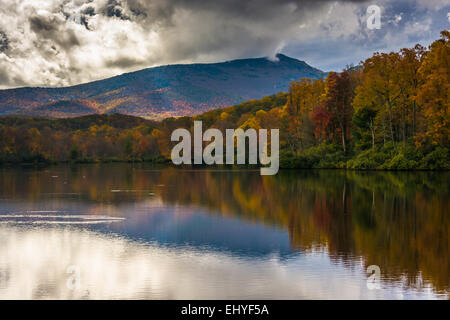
[0, 31, 448, 170]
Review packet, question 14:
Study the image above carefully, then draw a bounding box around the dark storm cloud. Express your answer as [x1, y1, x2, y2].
[130, 0, 367, 16]
[82, 6, 96, 16]
[29, 15, 58, 33]
[124, 0, 370, 28]
[103, 0, 130, 20]
[128, 6, 147, 18]
[30, 14, 81, 49]
[134, 0, 371, 63]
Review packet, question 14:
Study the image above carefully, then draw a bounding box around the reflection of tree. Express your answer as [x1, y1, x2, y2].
[157, 169, 450, 294]
[0, 166, 448, 293]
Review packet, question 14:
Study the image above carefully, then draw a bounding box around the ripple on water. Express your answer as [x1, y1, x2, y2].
[0, 212, 125, 225]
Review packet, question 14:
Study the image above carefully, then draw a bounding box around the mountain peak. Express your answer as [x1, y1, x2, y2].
[0, 55, 325, 119]
[274, 53, 291, 60]
[274, 53, 310, 66]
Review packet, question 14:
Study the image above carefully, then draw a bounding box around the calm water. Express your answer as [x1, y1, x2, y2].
[0, 164, 448, 299]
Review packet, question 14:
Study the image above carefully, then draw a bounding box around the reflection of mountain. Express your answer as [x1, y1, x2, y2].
[106, 205, 292, 256]
[0, 54, 325, 119]
[0, 165, 448, 294]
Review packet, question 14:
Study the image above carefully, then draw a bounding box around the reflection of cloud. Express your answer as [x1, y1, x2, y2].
[0, 226, 443, 299]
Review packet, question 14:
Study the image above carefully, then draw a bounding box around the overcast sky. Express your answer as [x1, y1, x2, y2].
[0, 0, 448, 89]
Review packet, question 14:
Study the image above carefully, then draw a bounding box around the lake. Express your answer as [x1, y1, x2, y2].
[0, 164, 448, 299]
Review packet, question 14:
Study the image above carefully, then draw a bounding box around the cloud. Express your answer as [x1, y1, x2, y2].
[0, 31, 8, 52]
[103, 0, 131, 20]
[0, 0, 448, 89]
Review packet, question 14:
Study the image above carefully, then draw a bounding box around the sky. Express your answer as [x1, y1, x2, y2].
[0, 0, 448, 89]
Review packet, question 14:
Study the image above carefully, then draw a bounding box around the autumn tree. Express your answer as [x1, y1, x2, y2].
[319, 71, 354, 153]
[285, 78, 325, 151]
[396, 44, 426, 142]
[415, 30, 449, 147]
[353, 52, 403, 147]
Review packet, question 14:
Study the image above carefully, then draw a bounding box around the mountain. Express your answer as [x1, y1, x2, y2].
[0, 54, 325, 119]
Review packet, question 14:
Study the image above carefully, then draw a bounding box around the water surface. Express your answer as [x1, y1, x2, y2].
[0, 164, 448, 299]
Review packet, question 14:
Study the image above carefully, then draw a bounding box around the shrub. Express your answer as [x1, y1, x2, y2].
[347, 148, 389, 169]
[420, 147, 450, 170]
[380, 152, 419, 170]
[280, 144, 347, 169]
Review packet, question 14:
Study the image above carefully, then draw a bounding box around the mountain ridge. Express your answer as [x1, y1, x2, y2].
[0, 54, 325, 119]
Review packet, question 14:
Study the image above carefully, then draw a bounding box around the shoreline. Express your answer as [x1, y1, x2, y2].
[0, 160, 448, 172]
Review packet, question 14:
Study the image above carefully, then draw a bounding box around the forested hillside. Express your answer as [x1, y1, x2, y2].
[0, 31, 448, 170]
